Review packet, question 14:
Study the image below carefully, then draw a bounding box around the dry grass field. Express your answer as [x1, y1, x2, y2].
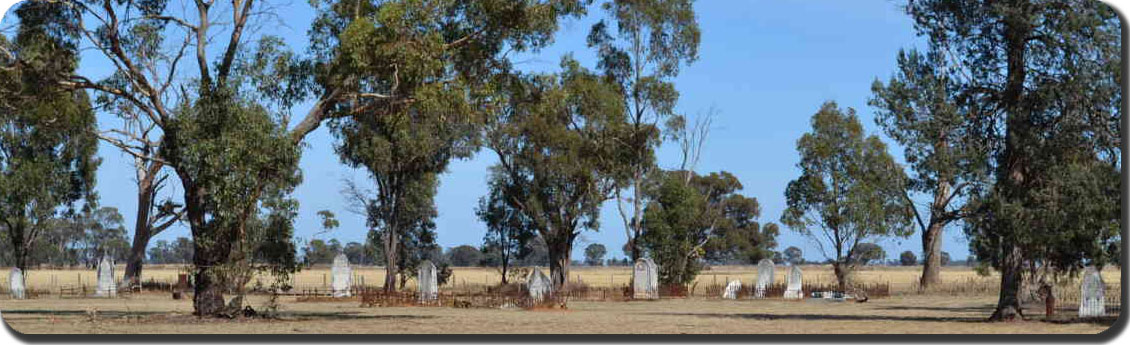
[1, 265, 1121, 334]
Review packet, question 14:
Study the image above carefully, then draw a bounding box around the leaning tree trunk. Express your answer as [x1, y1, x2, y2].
[124, 174, 157, 287]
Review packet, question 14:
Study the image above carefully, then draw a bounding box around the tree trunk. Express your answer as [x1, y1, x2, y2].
[832, 262, 848, 291]
[919, 220, 945, 289]
[124, 178, 156, 287]
[383, 230, 399, 293]
[988, 6, 1032, 322]
[989, 245, 1025, 321]
[548, 238, 572, 289]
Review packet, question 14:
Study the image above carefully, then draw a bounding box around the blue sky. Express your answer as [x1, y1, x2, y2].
[2, 0, 973, 262]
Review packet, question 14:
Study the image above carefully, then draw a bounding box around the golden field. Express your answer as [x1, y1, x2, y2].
[1, 265, 1121, 334]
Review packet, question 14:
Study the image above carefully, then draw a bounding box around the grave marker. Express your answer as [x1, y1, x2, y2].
[527, 268, 552, 302]
[417, 260, 438, 302]
[633, 258, 658, 300]
[755, 259, 775, 298]
[331, 253, 352, 298]
[9, 268, 25, 300]
[722, 280, 741, 299]
[95, 256, 116, 298]
[1079, 266, 1105, 317]
[783, 265, 803, 300]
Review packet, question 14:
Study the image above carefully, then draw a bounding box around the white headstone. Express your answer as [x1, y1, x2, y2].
[755, 259, 775, 298]
[527, 268, 552, 302]
[1079, 266, 1106, 317]
[417, 260, 438, 302]
[95, 256, 116, 298]
[9, 268, 26, 299]
[633, 258, 658, 300]
[331, 253, 352, 298]
[722, 280, 741, 300]
[783, 265, 803, 300]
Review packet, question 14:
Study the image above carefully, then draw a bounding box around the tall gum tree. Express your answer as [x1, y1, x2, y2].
[780, 102, 913, 290]
[586, 0, 700, 262]
[486, 58, 630, 288]
[870, 48, 988, 289]
[0, 2, 100, 272]
[904, 0, 1121, 321]
[305, 0, 589, 291]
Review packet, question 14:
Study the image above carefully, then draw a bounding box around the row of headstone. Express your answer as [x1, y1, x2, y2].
[632, 258, 658, 300]
[331, 253, 352, 298]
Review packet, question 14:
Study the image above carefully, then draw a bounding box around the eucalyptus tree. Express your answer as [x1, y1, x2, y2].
[780, 102, 912, 290]
[870, 48, 988, 289]
[477, 171, 536, 284]
[306, 0, 587, 291]
[0, 2, 100, 272]
[586, 0, 701, 262]
[45, 0, 309, 316]
[904, 0, 1121, 321]
[486, 57, 630, 287]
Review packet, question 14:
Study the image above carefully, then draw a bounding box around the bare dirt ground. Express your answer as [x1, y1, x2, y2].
[0, 293, 1116, 334]
[1, 265, 1120, 334]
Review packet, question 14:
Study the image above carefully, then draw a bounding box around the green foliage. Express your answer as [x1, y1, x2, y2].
[900, 251, 917, 266]
[446, 245, 484, 267]
[850, 243, 886, 266]
[905, 0, 1120, 286]
[587, 0, 701, 261]
[317, 210, 340, 232]
[780, 102, 911, 287]
[641, 170, 777, 284]
[1, 2, 99, 270]
[478, 174, 536, 281]
[583, 243, 607, 266]
[783, 246, 804, 265]
[485, 57, 631, 285]
[940, 251, 951, 266]
[640, 172, 705, 285]
[303, 239, 344, 266]
[147, 237, 194, 264]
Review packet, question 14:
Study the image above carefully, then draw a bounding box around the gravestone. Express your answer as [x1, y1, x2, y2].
[722, 280, 741, 300]
[9, 268, 25, 300]
[527, 267, 553, 302]
[95, 256, 116, 298]
[417, 260, 438, 302]
[1079, 266, 1105, 317]
[783, 265, 803, 300]
[755, 259, 775, 298]
[331, 253, 352, 298]
[633, 258, 658, 300]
